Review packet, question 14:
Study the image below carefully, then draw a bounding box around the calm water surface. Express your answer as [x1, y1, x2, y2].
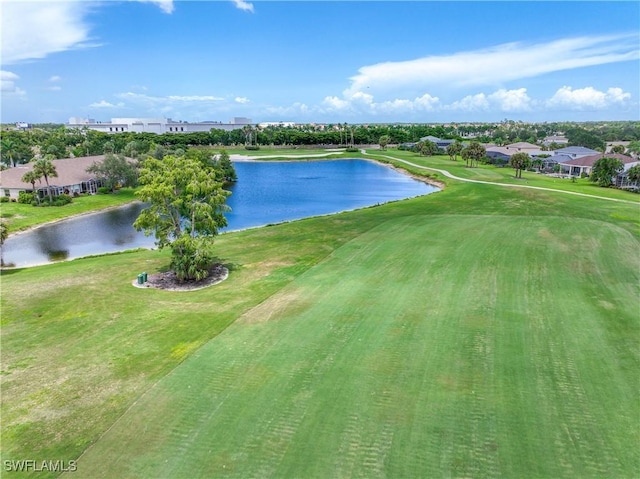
[2, 159, 438, 267]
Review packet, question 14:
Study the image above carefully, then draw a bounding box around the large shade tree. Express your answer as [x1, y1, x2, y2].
[134, 155, 231, 281]
[86, 153, 138, 192]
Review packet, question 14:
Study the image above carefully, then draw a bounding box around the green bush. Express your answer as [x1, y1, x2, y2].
[0, 196, 9, 203]
[18, 192, 34, 204]
[52, 194, 73, 206]
[170, 235, 215, 282]
[244, 145, 260, 151]
[345, 147, 359, 153]
[35, 194, 73, 207]
[97, 187, 110, 194]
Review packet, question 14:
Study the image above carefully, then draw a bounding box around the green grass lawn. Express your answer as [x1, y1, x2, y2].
[0, 188, 138, 232]
[369, 149, 640, 202]
[1, 168, 639, 478]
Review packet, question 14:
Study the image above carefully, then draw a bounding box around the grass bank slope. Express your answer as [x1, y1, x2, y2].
[2, 182, 639, 478]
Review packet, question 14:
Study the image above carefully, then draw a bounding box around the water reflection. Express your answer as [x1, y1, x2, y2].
[2, 159, 438, 268]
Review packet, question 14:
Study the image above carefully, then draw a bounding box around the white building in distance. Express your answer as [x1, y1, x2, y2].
[67, 117, 252, 134]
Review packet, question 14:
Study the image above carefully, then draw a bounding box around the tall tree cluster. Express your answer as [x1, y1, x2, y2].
[133, 154, 231, 282]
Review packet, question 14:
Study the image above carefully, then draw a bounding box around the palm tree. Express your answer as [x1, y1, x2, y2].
[1, 138, 17, 167]
[466, 141, 486, 168]
[509, 152, 531, 178]
[0, 220, 7, 266]
[21, 170, 42, 204]
[0, 222, 7, 247]
[447, 141, 464, 161]
[33, 156, 58, 203]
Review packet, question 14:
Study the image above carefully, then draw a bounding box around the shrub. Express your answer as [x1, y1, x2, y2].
[170, 235, 215, 282]
[35, 194, 73, 207]
[345, 147, 359, 153]
[52, 194, 72, 206]
[18, 192, 34, 204]
[244, 145, 260, 151]
[0, 196, 9, 203]
[97, 186, 110, 194]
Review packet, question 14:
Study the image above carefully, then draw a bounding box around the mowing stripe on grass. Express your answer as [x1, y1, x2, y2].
[70, 215, 639, 478]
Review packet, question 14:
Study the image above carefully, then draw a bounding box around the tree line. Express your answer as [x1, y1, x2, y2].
[3, 121, 638, 167]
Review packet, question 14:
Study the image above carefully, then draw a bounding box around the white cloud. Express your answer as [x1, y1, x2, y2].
[1, 2, 94, 64]
[112, 91, 227, 115]
[322, 96, 350, 111]
[89, 100, 125, 108]
[413, 93, 440, 111]
[232, 0, 254, 13]
[1, 70, 26, 95]
[488, 88, 532, 112]
[321, 91, 440, 117]
[320, 87, 535, 117]
[447, 93, 491, 111]
[546, 86, 632, 110]
[167, 95, 224, 102]
[265, 102, 310, 117]
[49, 75, 62, 82]
[132, 0, 175, 14]
[1, 1, 175, 64]
[345, 34, 639, 98]
[235, 97, 250, 104]
[46, 86, 62, 92]
[116, 92, 224, 104]
[446, 89, 532, 112]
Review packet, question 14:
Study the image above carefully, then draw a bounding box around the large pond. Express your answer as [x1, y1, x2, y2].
[1, 159, 438, 268]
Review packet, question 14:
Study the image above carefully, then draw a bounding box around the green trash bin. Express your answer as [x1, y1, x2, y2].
[137, 274, 144, 285]
[142, 272, 148, 283]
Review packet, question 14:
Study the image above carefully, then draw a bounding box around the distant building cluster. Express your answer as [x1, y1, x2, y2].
[67, 117, 253, 134]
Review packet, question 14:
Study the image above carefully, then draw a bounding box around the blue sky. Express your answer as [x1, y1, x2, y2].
[1, 1, 639, 124]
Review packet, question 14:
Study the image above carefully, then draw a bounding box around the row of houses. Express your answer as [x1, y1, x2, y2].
[483, 142, 639, 177]
[399, 137, 639, 189]
[0, 156, 108, 200]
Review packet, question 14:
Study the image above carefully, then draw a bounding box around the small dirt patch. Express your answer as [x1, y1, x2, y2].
[132, 264, 229, 292]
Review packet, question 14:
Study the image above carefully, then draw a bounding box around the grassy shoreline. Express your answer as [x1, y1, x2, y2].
[0, 188, 139, 234]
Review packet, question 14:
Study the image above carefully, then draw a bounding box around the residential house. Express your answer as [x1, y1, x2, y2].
[558, 153, 639, 177]
[419, 136, 457, 149]
[485, 142, 545, 166]
[0, 156, 111, 199]
[533, 153, 572, 171]
[606, 141, 631, 154]
[542, 135, 569, 147]
[503, 142, 542, 153]
[484, 147, 513, 165]
[552, 146, 600, 159]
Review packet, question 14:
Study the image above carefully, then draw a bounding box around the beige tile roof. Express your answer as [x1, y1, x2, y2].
[504, 142, 540, 150]
[0, 156, 107, 190]
[559, 153, 635, 167]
